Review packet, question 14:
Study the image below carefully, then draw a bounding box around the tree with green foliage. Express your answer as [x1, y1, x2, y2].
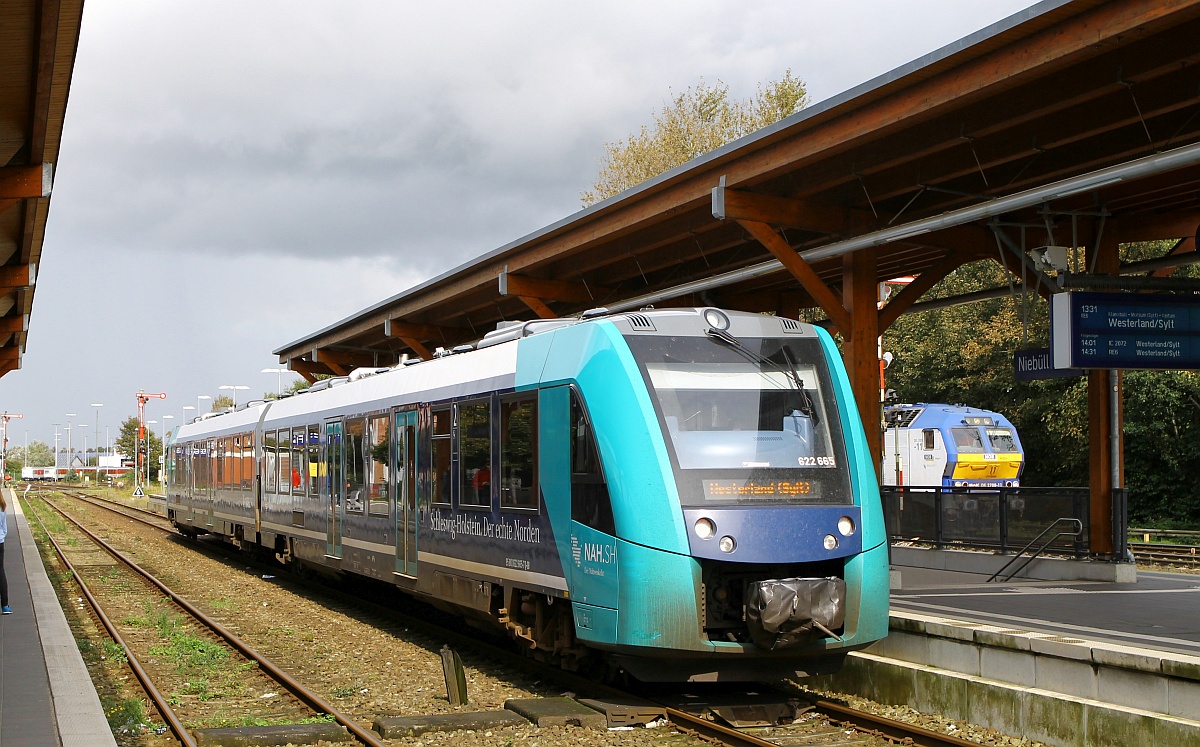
[115, 416, 163, 481]
[210, 395, 233, 412]
[581, 71, 808, 206]
[4, 440, 54, 474]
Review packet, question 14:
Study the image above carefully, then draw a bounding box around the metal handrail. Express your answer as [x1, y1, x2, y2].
[987, 517, 1083, 583]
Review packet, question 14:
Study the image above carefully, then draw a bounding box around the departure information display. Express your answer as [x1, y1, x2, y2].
[1051, 292, 1200, 370]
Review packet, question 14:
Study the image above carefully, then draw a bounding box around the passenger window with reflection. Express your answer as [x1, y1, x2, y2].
[458, 399, 491, 508]
[569, 391, 615, 535]
[307, 426, 320, 496]
[263, 433, 277, 493]
[345, 418, 366, 513]
[277, 429, 292, 495]
[500, 396, 537, 511]
[431, 407, 452, 506]
[368, 415, 390, 516]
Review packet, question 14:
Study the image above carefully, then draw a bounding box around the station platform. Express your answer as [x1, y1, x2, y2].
[0, 490, 116, 747]
[813, 549, 1200, 746]
[890, 564, 1200, 658]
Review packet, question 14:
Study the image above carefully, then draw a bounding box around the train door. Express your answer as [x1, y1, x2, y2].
[206, 438, 217, 528]
[326, 419, 344, 559]
[186, 442, 196, 523]
[394, 409, 418, 577]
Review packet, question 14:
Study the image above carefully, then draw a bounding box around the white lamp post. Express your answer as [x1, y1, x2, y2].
[52, 424, 60, 473]
[65, 413, 76, 473]
[260, 368, 286, 397]
[146, 420, 157, 487]
[90, 403, 103, 462]
[219, 385, 249, 409]
[197, 395, 211, 415]
[182, 405, 195, 424]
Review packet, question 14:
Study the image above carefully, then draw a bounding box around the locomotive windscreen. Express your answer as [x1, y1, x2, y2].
[626, 335, 853, 506]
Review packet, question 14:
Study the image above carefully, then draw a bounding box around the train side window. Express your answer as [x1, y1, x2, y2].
[231, 436, 242, 489]
[458, 399, 491, 508]
[569, 390, 615, 535]
[368, 415, 390, 516]
[307, 426, 320, 496]
[500, 396, 537, 511]
[263, 432, 277, 493]
[922, 429, 936, 451]
[431, 407, 452, 506]
[277, 429, 292, 495]
[290, 429, 305, 496]
[243, 432, 254, 490]
[345, 418, 366, 513]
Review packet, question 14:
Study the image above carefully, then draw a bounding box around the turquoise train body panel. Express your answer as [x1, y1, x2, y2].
[166, 308, 890, 682]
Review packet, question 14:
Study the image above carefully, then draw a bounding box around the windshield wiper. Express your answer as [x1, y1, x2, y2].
[704, 327, 820, 425]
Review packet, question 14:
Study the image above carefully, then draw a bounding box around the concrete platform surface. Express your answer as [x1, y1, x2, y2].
[0, 490, 116, 747]
[891, 563, 1200, 658]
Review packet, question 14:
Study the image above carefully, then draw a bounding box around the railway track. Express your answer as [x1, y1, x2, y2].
[37, 488, 1024, 747]
[1129, 541, 1200, 566]
[26, 490, 389, 747]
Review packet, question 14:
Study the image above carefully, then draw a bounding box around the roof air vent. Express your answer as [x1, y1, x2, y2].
[780, 317, 803, 333]
[626, 313, 656, 332]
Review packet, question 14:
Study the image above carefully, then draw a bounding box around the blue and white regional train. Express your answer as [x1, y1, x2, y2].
[166, 308, 889, 681]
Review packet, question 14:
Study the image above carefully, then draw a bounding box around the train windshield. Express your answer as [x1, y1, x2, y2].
[986, 427, 1018, 452]
[950, 427, 985, 453]
[626, 334, 852, 506]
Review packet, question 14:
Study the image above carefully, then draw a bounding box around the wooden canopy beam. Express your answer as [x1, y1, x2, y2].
[0, 316, 27, 334]
[0, 264, 35, 290]
[713, 186, 854, 235]
[399, 337, 433, 361]
[383, 318, 457, 342]
[499, 270, 609, 305]
[0, 164, 53, 199]
[286, 358, 333, 382]
[519, 296, 557, 319]
[737, 219, 851, 336]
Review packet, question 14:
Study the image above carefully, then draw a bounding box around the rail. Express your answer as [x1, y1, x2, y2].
[882, 485, 1094, 556]
[986, 517, 1084, 583]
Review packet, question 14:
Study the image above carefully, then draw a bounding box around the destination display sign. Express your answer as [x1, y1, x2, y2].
[703, 478, 817, 500]
[1051, 292, 1200, 370]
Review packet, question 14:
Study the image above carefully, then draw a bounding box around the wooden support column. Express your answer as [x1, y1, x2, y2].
[843, 248, 882, 479]
[1087, 233, 1123, 557]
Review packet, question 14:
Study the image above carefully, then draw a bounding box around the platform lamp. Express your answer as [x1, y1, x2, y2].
[260, 367, 286, 397]
[146, 420, 156, 488]
[90, 403, 103, 462]
[182, 405, 195, 424]
[65, 413, 76, 479]
[197, 395, 211, 415]
[219, 385, 249, 409]
[52, 424, 60, 473]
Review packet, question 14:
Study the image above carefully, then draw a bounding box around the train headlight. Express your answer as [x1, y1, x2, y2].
[703, 308, 730, 330]
[837, 516, 855, 536]
[694, 518, 715, 540]
[823, 534, 839, 551]
[718, 535, 737, 553]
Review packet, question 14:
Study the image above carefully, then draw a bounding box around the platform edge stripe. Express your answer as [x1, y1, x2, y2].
[9, 489, 119, 747]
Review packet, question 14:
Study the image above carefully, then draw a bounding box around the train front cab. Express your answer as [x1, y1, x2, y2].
[527, 310, 890, 682]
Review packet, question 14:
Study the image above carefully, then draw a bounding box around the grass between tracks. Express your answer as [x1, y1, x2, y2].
[22, 491, 333, 737]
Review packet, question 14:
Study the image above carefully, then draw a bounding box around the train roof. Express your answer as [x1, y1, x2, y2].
[885, 403, 1017, 430]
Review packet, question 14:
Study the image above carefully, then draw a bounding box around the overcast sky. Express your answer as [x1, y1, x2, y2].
[1, 0, 1039, 456]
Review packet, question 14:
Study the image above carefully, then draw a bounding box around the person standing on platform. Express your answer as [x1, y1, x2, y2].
[0, 491, 9, 614]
